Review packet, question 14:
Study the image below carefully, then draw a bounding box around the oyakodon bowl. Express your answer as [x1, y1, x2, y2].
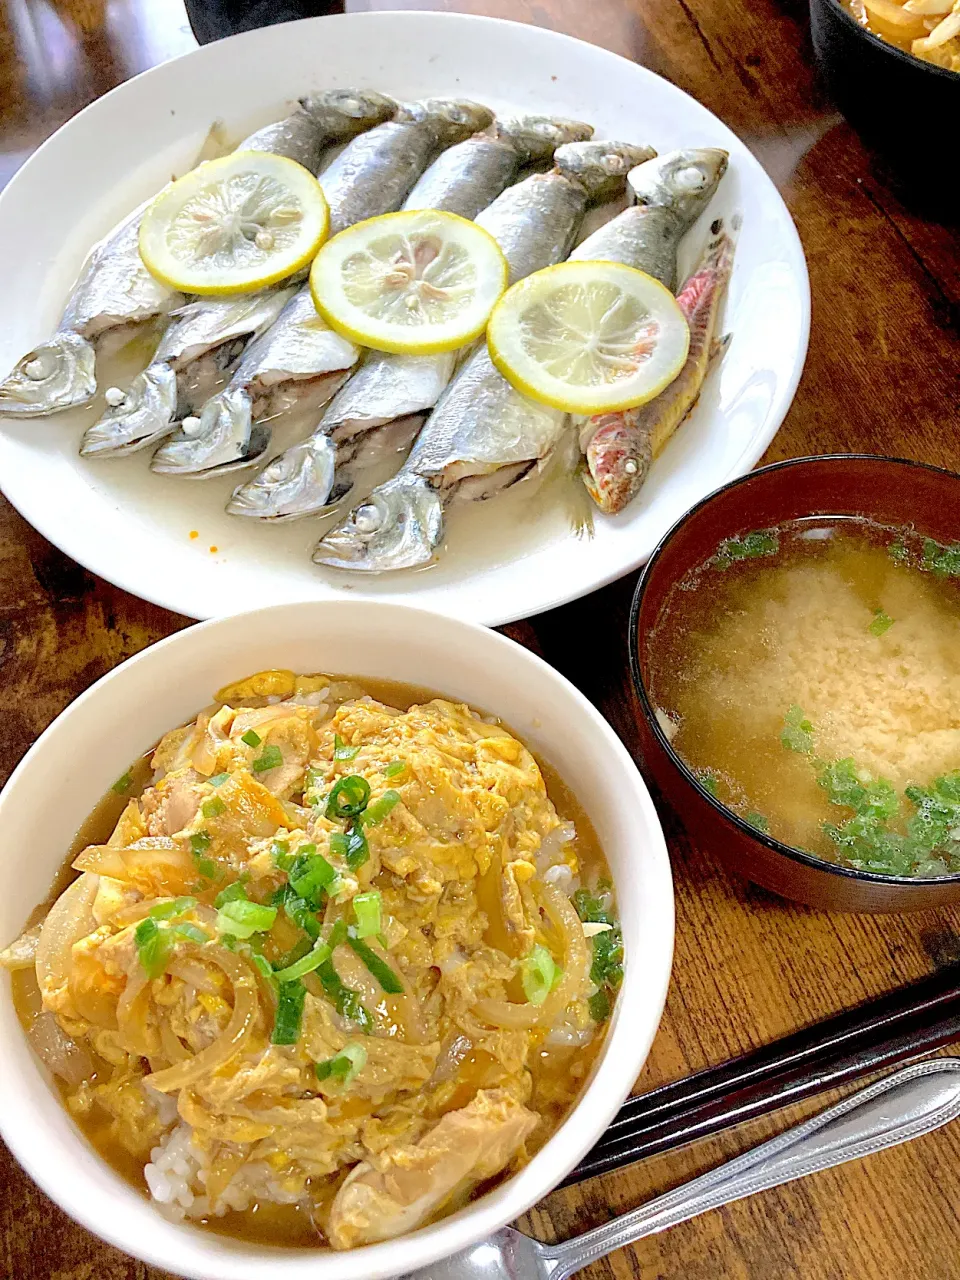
[0, 600, 673, 1280]
[629, 454, 960, 914]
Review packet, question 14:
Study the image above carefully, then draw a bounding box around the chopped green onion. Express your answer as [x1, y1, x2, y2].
[112, 772, 133, 795]
[352, 892, 382, 939]
[271, 980, 306, 1045]
[588, 989, 611, 1022]
[171, 922, 209, 944]
[334, 734, 361, 762]
[362, 790, 400, 828]
[698, 771, 720, 798]
[317, 959, 373, 1032]
[714, 529, 780, 569]
[208, 772, 229, 787]
[135, 917, 173, 979]
[273, 939, 333, 982]
[572, 889, 614, 927]
[590, 929, 624, 988]
[780, 705, 814, 754]
[869, 609, 894, 637]
[214, 882, 248, 909]
[149, 896, 197, 920]
[249, 951, 278, 989]
[346, 931, 404, 994]
[241, 729, 262, 748]
[329, 825, 369, 871]
[384, 761, 406, 778]
[888, 540, 909, 564]
[216, 898, 277, 940]
[325, 775, 370, 820]
[314, 1042, 367, 1086]
[923, 537, 960, 577]
[271, 839, 294, 872]
[521, 945, 557, 1006]
[202, 797, 226, 819]
[190, 831, 211, 856]
[289, 850, 338, 907]
[252, 744, 283, 774]
[745, 810, 770, 833]
[278, 887, 321, 940]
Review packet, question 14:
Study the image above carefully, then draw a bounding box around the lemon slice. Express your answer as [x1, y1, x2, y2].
[139, 151, 329, 295]
[487, 261, 690, 415]
[309, 210, 508, 355]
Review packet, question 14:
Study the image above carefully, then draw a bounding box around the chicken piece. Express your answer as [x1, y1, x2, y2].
[327, 1089, 538, 1249]
[141, 769, 208, 836]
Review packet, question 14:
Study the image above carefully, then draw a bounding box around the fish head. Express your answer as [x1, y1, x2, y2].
[299, 89, 398, 138]
[496, 115, 594, 164]
[581, 409, 652, 515]
[628, 148, 729, 225]
[80, 363, 178, 457]
[313, 474, 443, 573]
[554, 140, 658, 204]
[0, 332, 97, 417]
[227, 436, 337, 521]
[398, 99, 495, 147]
[151, 385, 268, 477]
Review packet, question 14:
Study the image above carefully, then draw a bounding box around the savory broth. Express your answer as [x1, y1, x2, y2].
[6, 673, 619, 1248]
[648, 518, 960, 877]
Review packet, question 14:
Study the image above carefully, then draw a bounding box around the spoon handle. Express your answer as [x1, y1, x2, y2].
[545, 1057, 960, 1280]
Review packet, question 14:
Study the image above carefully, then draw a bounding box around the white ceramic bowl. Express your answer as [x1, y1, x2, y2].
[0, 601, 673, 1280]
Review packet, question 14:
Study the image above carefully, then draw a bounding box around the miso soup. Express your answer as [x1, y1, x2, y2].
[648, 518, 960, 878]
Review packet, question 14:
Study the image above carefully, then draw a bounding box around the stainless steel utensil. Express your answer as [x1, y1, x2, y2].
[408, 1057, 960, 1280]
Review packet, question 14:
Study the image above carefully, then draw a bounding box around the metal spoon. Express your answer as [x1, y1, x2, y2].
[409, 1057, 960, 1280]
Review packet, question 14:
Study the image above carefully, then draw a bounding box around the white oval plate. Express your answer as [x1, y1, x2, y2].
[0, 11, 809, 626]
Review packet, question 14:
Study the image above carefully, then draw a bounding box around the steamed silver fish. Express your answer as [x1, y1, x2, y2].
[320, 98, 495, 235]
[576, 147, 729, 290]
[312, 139, 657, 573]
[149, 99, 494, 479]
[81, 288, 297, 457]
[77, 93, 397, 455]
[1, 93, 393, 422]
[227, 116, 596, 521]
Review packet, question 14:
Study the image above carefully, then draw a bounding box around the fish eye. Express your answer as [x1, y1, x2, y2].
[675, 165, 708, 191]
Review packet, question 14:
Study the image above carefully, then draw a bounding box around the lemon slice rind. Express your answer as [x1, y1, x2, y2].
[487, 261, 691, 415]
[309, 210, 509, 356]
[139, 151, 330, 296]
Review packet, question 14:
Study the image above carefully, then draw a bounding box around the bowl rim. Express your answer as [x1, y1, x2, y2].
[0, 597, 674, 1280]
[628, 451, 960, 889]
[812, 0, 960, 84]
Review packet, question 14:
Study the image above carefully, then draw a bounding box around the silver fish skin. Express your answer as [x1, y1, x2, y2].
[312, 139, 655, 572]
[228, 126, 619, 524]
[320, 98, 494, 235]
[403, 114, 592, 220]
[574, 148, 729, 290]
[1, 96, 387, 421]
[0, 202, 177, 418]
[81, 288, 296, 457]
[244, 89, 396, 167]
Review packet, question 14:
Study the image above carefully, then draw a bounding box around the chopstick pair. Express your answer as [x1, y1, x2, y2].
[565, 963, 960, 1184]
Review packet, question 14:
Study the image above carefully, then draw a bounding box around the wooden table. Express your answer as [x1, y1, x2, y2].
[2, 0, 960, 1275]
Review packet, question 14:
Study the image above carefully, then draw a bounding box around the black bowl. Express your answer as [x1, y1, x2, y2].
[809, 0, 959, 200]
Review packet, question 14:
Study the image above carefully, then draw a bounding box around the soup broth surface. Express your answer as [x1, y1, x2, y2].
[648, 518, 960, 878]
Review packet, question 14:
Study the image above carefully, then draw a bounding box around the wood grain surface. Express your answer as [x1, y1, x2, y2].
[2, 0, 960, 1276]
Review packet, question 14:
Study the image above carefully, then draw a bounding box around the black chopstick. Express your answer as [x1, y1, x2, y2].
[564, 963, 960, 1185]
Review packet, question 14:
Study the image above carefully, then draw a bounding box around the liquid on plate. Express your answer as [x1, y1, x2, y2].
[646, 517, 960, 878]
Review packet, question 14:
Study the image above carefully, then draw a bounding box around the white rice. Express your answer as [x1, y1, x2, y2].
[144, 1120, 309, 1221]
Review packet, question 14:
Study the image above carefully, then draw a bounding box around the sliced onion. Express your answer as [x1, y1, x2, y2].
[36, 874, 99, 992]
[146, 947, 259, 1093]
[68, 949, 120, 1029]
[117, 962, 157, 1058]
[160, 1020, 191, 1063]
[27, 1012, 94, 1086]
[0, 924, 43, 970]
